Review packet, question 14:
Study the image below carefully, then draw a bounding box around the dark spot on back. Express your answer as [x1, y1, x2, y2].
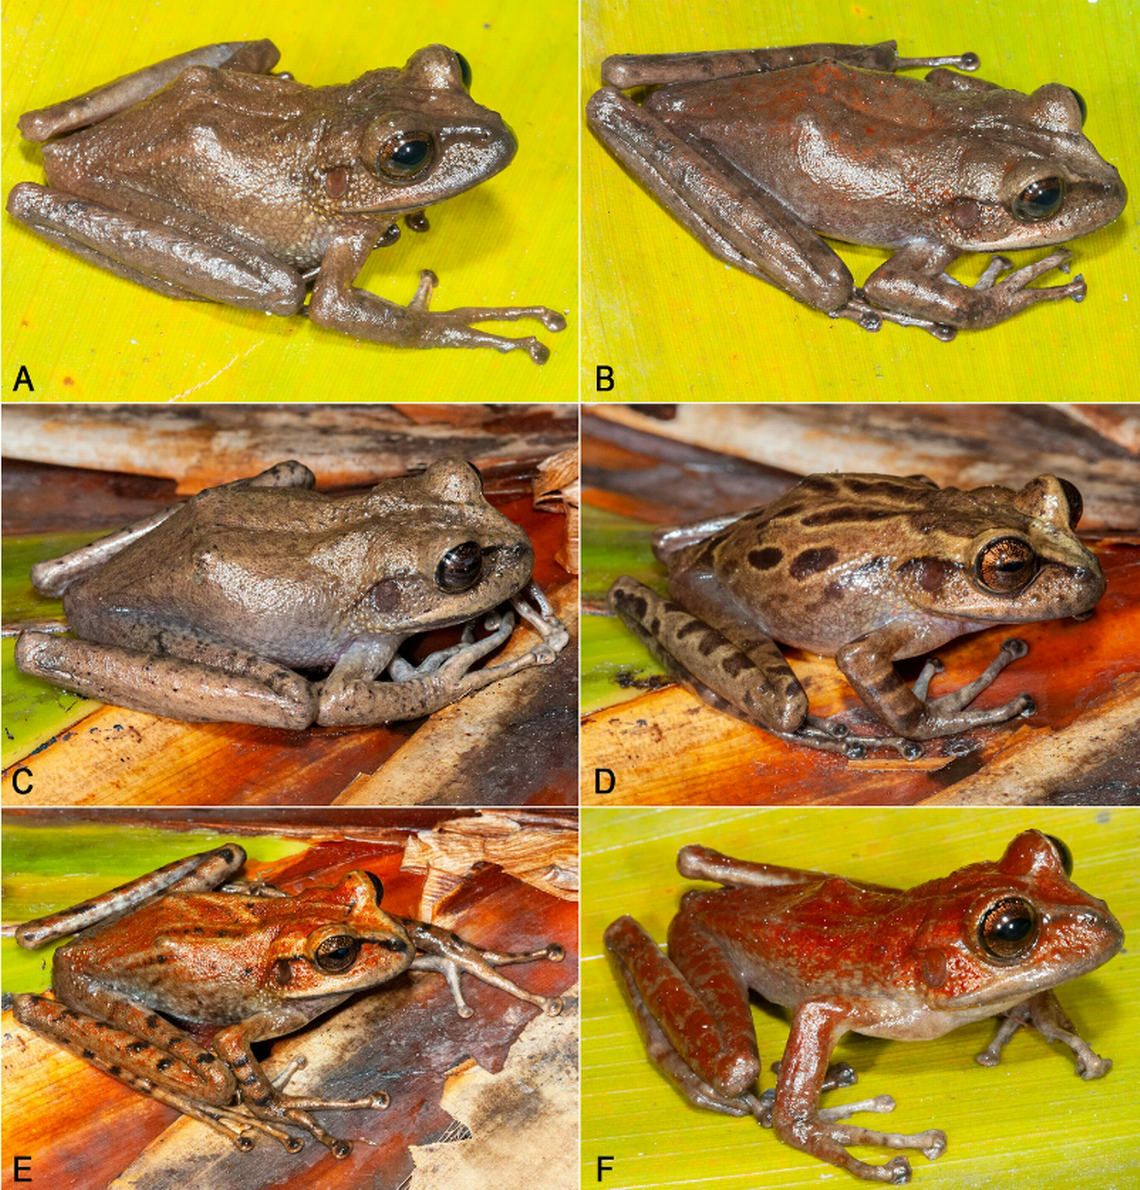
[748, 547, 783, 570]
[790, 547, 840, 579]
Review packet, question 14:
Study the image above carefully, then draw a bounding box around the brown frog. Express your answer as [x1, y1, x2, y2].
[13, 843, 565, 1157]
[8, 40, 566, 362]
[608, 473, 1105, 758]
[588, 40, 1127, 336]
[15, 458, 570, 728]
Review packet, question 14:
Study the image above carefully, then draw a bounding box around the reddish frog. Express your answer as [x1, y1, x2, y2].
[606, 831, 1121, 1183]
[13, 843, 565, 1157]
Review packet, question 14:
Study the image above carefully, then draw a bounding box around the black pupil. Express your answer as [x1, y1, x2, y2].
[981, 897, 1037, 959]
[392, 140, 429, 171]
[317, 936, 359, 972]
[1014, 178, 1064, 221]
[438, 542, 483, 592]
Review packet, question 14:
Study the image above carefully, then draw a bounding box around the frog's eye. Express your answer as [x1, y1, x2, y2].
[974, 537, 1038, 594]
[314, 934, 361, 973]
[979, 896, 1038, 960]
[378, 134, 434, 180]
[1067, 87, 1088, 125]
[437, 541, 484, 593]
[455, 51, 473, 90]
[1057, 478, 1083, 530]
[1045, 834, 1074, 877]
[1012, 177, 1066, 222]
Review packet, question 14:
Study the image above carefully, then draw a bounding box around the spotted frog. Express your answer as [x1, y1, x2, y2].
[607, 831, 1121, 1182]
[587, 40, 1127, 337]
[8, 41, 565, 362]
[15, 457, 569, 728]
[608, 473, 1104, 758]
[13, 843, 564, 1157]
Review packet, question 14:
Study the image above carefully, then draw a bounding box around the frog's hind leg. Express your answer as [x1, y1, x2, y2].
[13, 630, 319, 729]
[18, 41, 280, 142]
[6, 183, 307, 314]
[605, 913, 763, 1110]
[586, 88, 875, 329]
[25, 462, 314, 598]
[600, 42, 977, 88]
[403, 919, 565, 1016]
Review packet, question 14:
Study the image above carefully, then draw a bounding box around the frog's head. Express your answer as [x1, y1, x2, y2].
[265, 871, 415, 999]
[342, 458, 535, 636]
[906, 831, 1122, 1010]
[937, 82, 1127, 252]
[894, 475, 1105, 626]
[315, 45, 517, 216]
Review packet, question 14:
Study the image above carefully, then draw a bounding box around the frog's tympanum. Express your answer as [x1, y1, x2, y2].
[587, 41, 1127, 337]
[14, 843, 564, 1157]
[608, 473, 1104, 759]
[8, 40, 566, 362]
[15, 458, 570, 728]
[607, 832, 1121, 1183]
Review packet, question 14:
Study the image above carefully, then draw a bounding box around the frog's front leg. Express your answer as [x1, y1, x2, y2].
[775, 1000, 946, 1184]
[211, 1008, 389, 1159]
[586, 88, 880, 329]
[976, 990, 1113, 1080]
[316, 604, 567, 727]
[836, 625, 1034, 741]
[863, 240, 1087, 333]
[308, 232, 565, 364]
[402, 919, 564, 1016]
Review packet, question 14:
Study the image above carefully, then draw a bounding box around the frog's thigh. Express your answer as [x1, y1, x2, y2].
[14, 630, 317, 729]
[608, 577, 808, 733]
[606, 914, 760, 1098]
[6, 183, 305, 314]
[587, 87, 855, 313]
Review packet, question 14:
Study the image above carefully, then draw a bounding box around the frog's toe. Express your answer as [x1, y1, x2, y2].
[885, 1156, 913, 1184]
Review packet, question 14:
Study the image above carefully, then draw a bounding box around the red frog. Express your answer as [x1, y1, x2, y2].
[606, 831, 1121, 1183]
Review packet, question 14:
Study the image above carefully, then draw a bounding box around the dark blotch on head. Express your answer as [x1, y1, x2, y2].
[802, 507, 897, 525]
[790, 547, 840, 579]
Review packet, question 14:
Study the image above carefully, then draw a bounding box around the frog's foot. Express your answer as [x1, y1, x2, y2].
[404, 918, 564, 1017]
[971, 246, 1085, 305]
[912, 638, 1035, 733]
[838, 292, 957, 341]
[778, 716, 925, 761]
[404, 268, 568, 363]
[792, 1112, 948, 1184]
[977, 991, 1114, 1080]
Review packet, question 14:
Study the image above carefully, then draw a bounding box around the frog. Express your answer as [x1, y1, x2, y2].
[586, 40, 1127, 338]
[14, 457, 570, 728]
[606, 830, 1122, 1183]
[12, 842, 565, 1158]
[607, 472, 1104, 759]
[7, 40, 566, 363]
